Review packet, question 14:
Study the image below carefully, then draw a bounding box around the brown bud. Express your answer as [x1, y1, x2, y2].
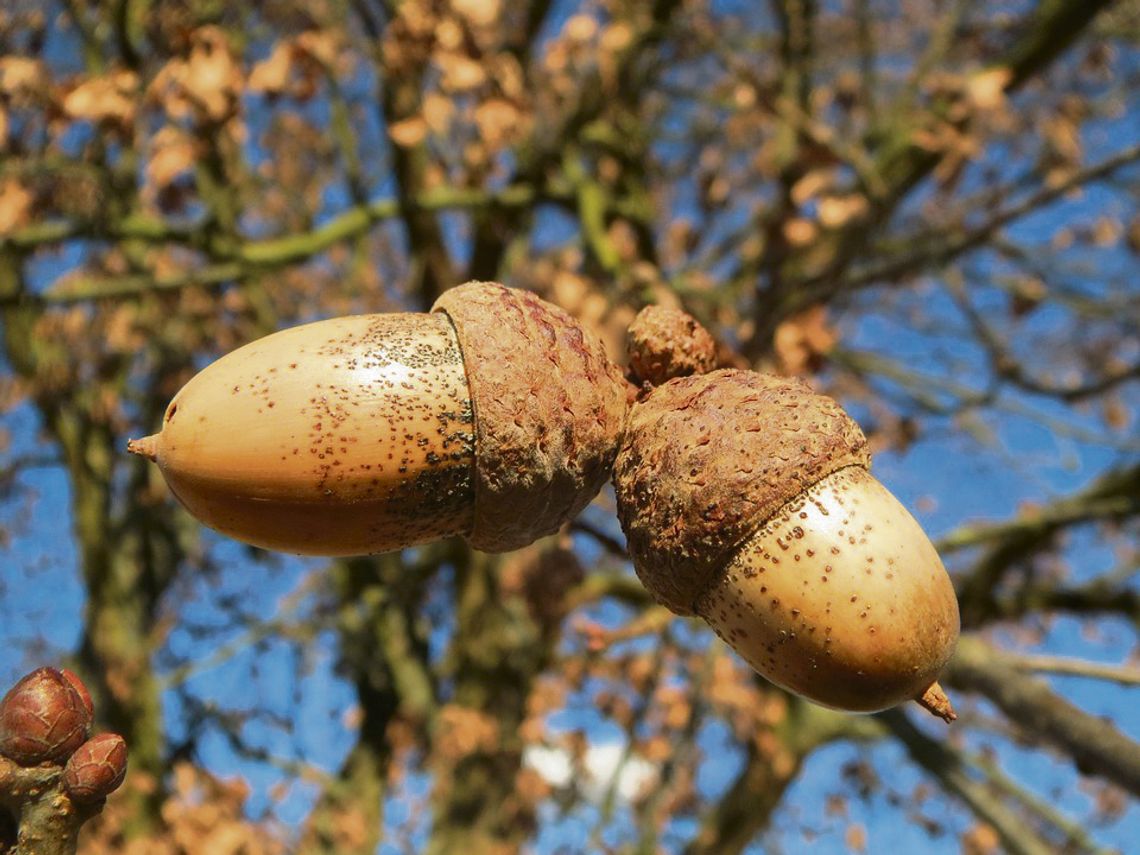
[62, 733, 128, 804]
[0, 667, 93, 765]
[613, 370, 959, 718]
[626, 305, 717, 387]
[60, 669, 94, 719]
[128, 282, 627, 555]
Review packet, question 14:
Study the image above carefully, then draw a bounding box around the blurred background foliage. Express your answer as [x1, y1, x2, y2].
[0, 0, 1138, 852]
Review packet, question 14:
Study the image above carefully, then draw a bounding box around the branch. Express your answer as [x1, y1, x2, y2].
[0, 758, 98, 855]
[949, 463, 1140, 626]
[984, 578, 1140, 628]
[999, 653, 1140, 687]
[939, 462, 1140, 555]
[815, 142, 1140, 297]
[3, 183, 540, 261]
[952, 278, 1140, 404]
[879, 708, 1076, 855]
[946, 636, 1140, 797]
[750, 0, 1120, 341]
[684, 697, 880, 855]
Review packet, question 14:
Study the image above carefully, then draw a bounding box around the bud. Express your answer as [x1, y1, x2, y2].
[62, 733, 128, 804]
[0, 667, 93, 765]
[60, 669, 95, 719]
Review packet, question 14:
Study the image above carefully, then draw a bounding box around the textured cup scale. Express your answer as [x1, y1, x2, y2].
[433, 282, 628, 552]
[134, 313, 476, 555]
[614, 370, 870, 616]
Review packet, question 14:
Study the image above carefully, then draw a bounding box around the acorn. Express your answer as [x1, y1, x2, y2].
[62, 733, 128, 804]
[0, 667, 93, 766]
[612, 370, 960, 719]
[128, 282, 627, 555]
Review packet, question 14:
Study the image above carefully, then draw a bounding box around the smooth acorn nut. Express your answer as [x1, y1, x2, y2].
[612, 370, 960, 720]
[128, 282, 627, 555]
[0, 667, 93, 765]
[62, 733, 128, 804]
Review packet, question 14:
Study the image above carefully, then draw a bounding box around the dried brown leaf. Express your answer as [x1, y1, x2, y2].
[63, 70, 139, 124]
[248, 42, 294, 94]
[961, 823, 1001, 855]
[475, 98, 522, 149]
[147, 126, 198, 189]
[388, 116, 428, 147]
[0, 57, 46, 94]
[452, 0, 501, 28]
[438, 52, 487, 92]
[774, 305, 836, 375]
[0, 180, 34, 235]
[966, 68, 1011, 111]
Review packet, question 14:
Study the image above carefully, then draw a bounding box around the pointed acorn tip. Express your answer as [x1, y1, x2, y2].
[915, 681, 957, 723]
[127, 435, 159, 462]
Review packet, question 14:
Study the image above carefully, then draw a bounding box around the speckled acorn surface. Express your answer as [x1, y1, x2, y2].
[129, 282, 627, 555]
[62, 733, 128, 804]
[0, 667, 93, 766]
[613, 369, 960, 719]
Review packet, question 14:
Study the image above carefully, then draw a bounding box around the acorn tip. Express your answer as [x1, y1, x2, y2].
[127, 435, 159, 462]
[915, 681, 957, 723]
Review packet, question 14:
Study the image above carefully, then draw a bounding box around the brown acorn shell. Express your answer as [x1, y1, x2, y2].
[434, 282, 628, 552]
[612, 369, 870, 615]
[144, 313, 476, 555]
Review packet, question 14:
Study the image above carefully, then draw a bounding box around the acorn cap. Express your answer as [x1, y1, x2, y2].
[612, 369, 870, 615]
[434, 282, 628, 552]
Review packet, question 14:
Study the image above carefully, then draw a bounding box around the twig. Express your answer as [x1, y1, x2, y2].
[0, 757, 101, 855]
[999, 652, 1140, 687]
[946, 636, 1140, 797]
[880, 708, 1067, 855]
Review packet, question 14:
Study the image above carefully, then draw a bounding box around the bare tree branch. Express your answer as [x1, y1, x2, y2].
[879, 708, 1084, 855]
[999, 653, 1140, 687]
[947, 636, 1140, 797]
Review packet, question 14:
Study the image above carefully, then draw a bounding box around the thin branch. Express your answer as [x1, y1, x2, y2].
[950, 280, 1140, 403]
[0, 757, 101, 855]
[949, 463, 1140, 626]
[879, 708, 1070, 855]
[946, 636, 1140, 797]
[824, 142, 1140, 295]
[1000, 653, 1140, 687]
[938, 462, 1140, 555]
[986, 578, 1140, 627]
[968, 750, 1117, 855]
[833, 347, 1140, 453]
